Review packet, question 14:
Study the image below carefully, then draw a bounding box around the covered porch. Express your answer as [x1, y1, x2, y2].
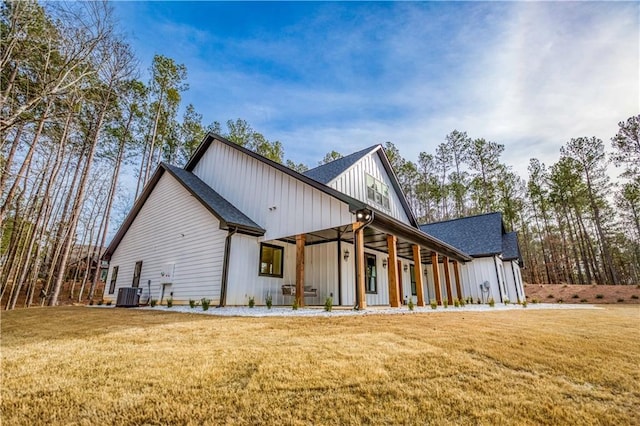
[277, 209, 472, 309]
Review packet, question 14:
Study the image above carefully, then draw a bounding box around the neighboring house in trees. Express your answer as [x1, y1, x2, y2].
[419, 213, 525, 304]
[104, 133, 477, 308]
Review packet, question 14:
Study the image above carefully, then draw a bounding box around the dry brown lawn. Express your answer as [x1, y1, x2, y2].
[2, 306, 639, 425]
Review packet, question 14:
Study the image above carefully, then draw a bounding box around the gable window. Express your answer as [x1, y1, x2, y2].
[108, 266, 118, 294]
[259, 243, 284, 278]
[410, 264, 417, 296]
[366, 173, 390, 209]
[365, 253, 377, 294]
[132, 261, 142, 288]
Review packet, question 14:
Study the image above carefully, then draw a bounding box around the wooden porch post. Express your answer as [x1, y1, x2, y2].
[443, 256, 453, 303]
[453, 260, 463, 301]
[412, 245, 425, 307]
[353, 222, 367, 309]
[387, 235, 400, 307]
[295, 234, 305, 308]
[431, 252, 442, 305]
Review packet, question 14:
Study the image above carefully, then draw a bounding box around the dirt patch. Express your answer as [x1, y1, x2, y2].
[525, 284, 640, 304]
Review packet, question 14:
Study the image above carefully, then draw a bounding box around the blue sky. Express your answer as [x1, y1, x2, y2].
[113, 1, 639, 178]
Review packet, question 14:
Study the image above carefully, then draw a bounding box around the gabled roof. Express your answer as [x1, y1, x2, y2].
[419, 212, 505, 258]
[303, 146, 378, 184]
[502, 231, 522, 263]
[183, 133, 471, 262]
[104, 163, 264, 260]
[303, 144, 418, 227]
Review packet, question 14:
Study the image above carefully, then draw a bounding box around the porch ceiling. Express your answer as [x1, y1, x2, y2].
[279, 217, 471, 265]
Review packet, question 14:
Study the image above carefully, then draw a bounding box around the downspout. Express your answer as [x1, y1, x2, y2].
[353, 212, 374, 310]
[493, 255, 503, 303]
[218, 226, 238, 308]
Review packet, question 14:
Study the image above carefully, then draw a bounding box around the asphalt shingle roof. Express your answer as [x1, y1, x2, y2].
[419, 212, 505, 257]
[164, 163, 264, 234]
[303, 145, 378, 184]
[502, 231, 521, 261]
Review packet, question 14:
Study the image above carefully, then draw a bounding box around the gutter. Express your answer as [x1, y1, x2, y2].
[218, 226, 238, 307]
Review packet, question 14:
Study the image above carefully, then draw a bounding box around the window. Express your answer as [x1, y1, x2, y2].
[365, 173, 390, 209]
[365, 253, 377, 294]
[108, 266, 118, 294]
[132, 261, 142, 288]
[410, 264, 417, 296]
[259, 243, 284, 278]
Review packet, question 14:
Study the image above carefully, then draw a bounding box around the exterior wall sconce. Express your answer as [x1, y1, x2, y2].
[343, 249, 350, 261]
[382, 258, 387, 268]
[404, 264, 408, 272]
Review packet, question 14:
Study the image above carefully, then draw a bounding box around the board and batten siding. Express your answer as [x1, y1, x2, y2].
[504, 260, 525, 302]
[192, 141, 353, 241]
[104, 173, 227, 305]
[340, 242, 391, 306]
[225, 237, 340, 306]
[459, 257, 506, 303]
[328, 152, 410, 225]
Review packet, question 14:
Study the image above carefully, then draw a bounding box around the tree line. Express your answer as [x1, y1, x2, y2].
[1, 2, 638, 310]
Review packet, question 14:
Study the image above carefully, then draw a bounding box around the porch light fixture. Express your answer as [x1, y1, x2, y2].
[404, 264, 408, 272]
[355, 208, 372, 222]
[382, 258, 387, 268]
[343, 249, 350, 262]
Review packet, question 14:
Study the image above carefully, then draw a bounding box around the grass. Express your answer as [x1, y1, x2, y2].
[2, 307, 640, 425]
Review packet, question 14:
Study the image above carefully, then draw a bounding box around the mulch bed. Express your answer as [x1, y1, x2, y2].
[524, 284, 640, 304]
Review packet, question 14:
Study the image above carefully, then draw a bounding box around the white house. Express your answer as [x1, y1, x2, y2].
[104, 134, 482, 308]
[420, 213, 526, 304]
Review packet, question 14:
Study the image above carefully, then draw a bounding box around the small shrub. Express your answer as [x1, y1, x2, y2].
[503, 298, 510, 306]
[166, 297, 173, 308]
[189, 299, 196, 308]
[580, 299, 588, 303]
[631, 295, 639, 300]
[453, 299, 460, 308]
[595, 294, 604, 299]
[106, 301, 112, 306]
[430, 300, 437, 309]
[572, 294, 579, 299]
[248, 296, 255, 308]
[443, 298, 448, 309]
[458, 298, 465, 307]
[562, 284, 568, 288]
[522, 300, 528, 308]
[89, 300, 94, 306]
[532, 298, 539, 304]
[617, 298, 624, 303]
[407, 298, 415, 311]
[476, 298, 481, 304]
[201, 298, 210, 311]
[547, 294, 554, 299]
[150, 299, 157, 307]
[265, 294, 273, 309]
[292, 298, 299, 310]
[324, 297, 333, 312]
[557, 299, 563, 304]
[488, 298, 495, 307]
[97, 300, 103, 306]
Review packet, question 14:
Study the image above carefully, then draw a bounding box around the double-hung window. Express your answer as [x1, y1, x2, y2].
[108, 266, 118, 294]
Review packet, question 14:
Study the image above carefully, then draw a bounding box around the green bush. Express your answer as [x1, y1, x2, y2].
[430, 300, 437, 309]
[324, 297, 333, 312]
[189, 299, 196, 308]
[522, 300, 528, 308]
[458, 298, 465, 307]
[531, 298, 539, 304]
[292, 298, 299, 311]
[150, 299, 157, 307]
[408, 298, 415, 311]
[265, 294, 273, 309]
[166, 297, 173, 308]
[106, 301, 112, 306]
[201, 298, 210, 311]
[248, 296, 255, 308]
[488, 298, 495, 307]
[453, 299, 460, 308]
[443, 298, 448, 309]
[503, 298, 510, 306]
[580, 299, 588, 303]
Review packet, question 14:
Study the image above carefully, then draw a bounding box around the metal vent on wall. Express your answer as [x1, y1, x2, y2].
[116, 287, 141, 307]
